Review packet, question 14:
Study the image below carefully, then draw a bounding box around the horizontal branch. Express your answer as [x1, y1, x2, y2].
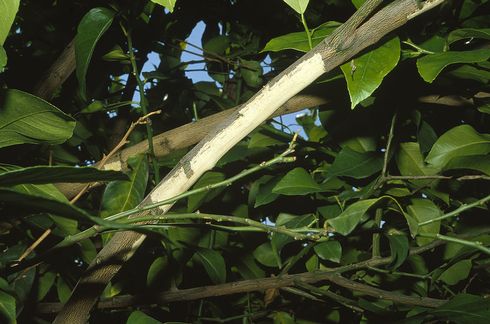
[37, 236, 451, 314]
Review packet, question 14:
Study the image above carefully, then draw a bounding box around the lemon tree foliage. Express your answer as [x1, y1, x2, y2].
[0, 0, 490, 323]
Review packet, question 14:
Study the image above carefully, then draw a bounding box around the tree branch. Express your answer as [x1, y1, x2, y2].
[53, 1, 447, 323]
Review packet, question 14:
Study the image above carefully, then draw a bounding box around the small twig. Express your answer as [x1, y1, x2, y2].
[385, 175, 490, 181]
[418, 233, 490, 256]
[382, 113, 397, 179]
[70, 110, 161, 203]
[418, 194, 490, 227]
[17, 229, 51, 263]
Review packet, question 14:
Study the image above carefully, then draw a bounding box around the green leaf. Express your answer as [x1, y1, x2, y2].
[75, 7, 115, 99]
[438, 260, 472, 285]
[236, 254, 265, 279]
[254, 176, 280, 207]
[417, 49, 490, 83]
[272, 167, 322, 195]
[426, 125, 490, 169]
[386, 232, 409, 269]
[146, 256, 169, 287]
[254, 242, 279, 268]
[36, 271, 56, 301]
[327, 147, 383, 179]
[448, 65, 490, 83]
[327, 198, 382, 235]
[431, 294, 490, 324]
[241, 59, 263, 88]
[100, 154, 149, 218]
[195, 248, 226, 284]
[56, 276, 71, 303]
[151, 0, 177, 13]
[397, 142, 439, 175]
[407, 199, 441, 245]
[262, 21, 340, 53]
[444, 155, 490, 175]
[0, 89, 75, 149]
[314, 241, 342, 263]
[101, 45, 129, 62]
[0, 165, 126, 186]
[0, 0, 19, 45]
[448, 28, 490, 44]
[127, 310, 162, 324]
[188, 171, 226, 212]
[283, 0, 310, 14]
[272, 214, 314, 253]
[0, 45, 6, 71]
[0, 290, 16, 324]
[0, 187, 95, 221]
[341, 37, 400, 108]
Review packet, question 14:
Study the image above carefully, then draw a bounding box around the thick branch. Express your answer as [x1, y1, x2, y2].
[38, 238, 447, 314]
[54, 1, 445, 323]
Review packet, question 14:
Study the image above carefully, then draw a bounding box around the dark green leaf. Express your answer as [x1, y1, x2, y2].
[327, 147, 383, 179]
[431, 294, 490, 324]
[0, 187, 95, 221]
[313, 241, 342, 263]
[0, 291, 16, 324]
[195, 248, 226, 284]
[438, 260, 472, 285]
[273, 167, 322, 195]
[127, 310, 163, 324]
[0, 89, 75, 149]
[448, 28, 490, 44]
[254, 176, 280, 207]
[75, 7, 115, 99]
[37, 271, 56, 301]
[444, 155, 490, 175]
[386, 232, 409, 269]
[0, 0, 19, 45]
[0, 165, 126, 186]
[448, 65, 490, 83]
[341, 37, 400, 108]
[241, 59, 262, 88]
[146, 256, 169, 287]
[327, 198, 382, 235]
[0, 45, 6, 71]
[406, 199, 441, 244]
[56, 276, 71, 303]
[417, 49, 490, 83]
[100, 154, 149, 218]
[272, 214, 314, 253]
[254, 242, 279, 268]
[236, 254, 266, 279]
[426, 125, 490, 169]
[188, 171, 226, 212]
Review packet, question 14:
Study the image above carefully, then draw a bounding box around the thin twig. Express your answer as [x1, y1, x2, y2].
[418, 233, 490, 256]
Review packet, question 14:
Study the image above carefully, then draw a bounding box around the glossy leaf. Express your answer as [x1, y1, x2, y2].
[283, 0, 310, 14]
[146, 256, 169, 287]
[272, 167, 322, 195]
[397, 142, 439, 175]
[327, 198, 381, 235]
[151, 0, 177, 13]
[127, 310, 162, 324]
[406, 199, 441, 245]
[0, 0, 19, 45]
[0, 45, 6, 71]
[0, 89, 75, 149]
[100, 154, 149, 218]
[314, 241, 342, 263]
[272, 214, 314, 253]
[75, 7, 115, 99]
[262, 21, 340, 53]
[327, 147, 383, 179]
[341, 37, 400, 108]
[426, 125, 490, 169]
[438, 260, 472, 285]
[448, 28, 490, 44]
[0, 165, 126, 186]
[431, 294, 490, 324]
[254, 242, 279, 268]
[188, 171, 226, 212]
[195, 248, 226, 284]
[0, 187, 95, 221]
[417, 49, 490, 83]
[0, 290, 16, 324]
[254, 176, 280, 207]
[444, 155, 490, 175]
[386, 233, 409, 269]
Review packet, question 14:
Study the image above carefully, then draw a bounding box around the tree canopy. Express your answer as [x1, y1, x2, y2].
[1, 0, 490, 323]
